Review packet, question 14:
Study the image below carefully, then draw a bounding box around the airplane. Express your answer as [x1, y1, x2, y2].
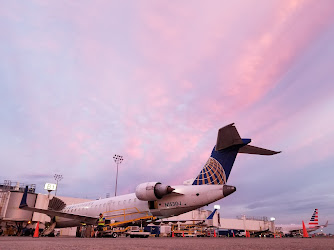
[275, 209, 329, 236]
[19, 123, 280, 235]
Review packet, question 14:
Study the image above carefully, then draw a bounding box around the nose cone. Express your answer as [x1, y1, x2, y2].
[223, 185, 236, 197]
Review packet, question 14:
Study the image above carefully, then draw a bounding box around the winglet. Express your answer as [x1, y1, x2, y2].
[207, 209, 217, 220]
[19, 186, 28, 209]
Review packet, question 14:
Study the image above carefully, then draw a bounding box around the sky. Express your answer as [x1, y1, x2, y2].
[1, 0, 333, 233]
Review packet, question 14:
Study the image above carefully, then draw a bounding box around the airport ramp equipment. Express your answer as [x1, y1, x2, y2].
[103, 207, 156, 228]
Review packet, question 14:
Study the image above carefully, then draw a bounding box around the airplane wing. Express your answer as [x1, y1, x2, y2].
[287, 223, 328, 234]
[303, 221, 329, 233]
[251, 229, 269, 236]
[322, 221, 329, 228]
[19, 186, 98, 225]
[306, 221, 329, 233]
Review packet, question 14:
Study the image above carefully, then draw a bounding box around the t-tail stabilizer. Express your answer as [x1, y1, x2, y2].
[192, 123, 280, 185]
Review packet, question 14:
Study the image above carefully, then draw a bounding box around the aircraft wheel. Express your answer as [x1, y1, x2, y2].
[112, 232, 118, 238]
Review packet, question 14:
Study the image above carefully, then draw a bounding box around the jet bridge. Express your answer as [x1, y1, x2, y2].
[0, 181, 37, 223]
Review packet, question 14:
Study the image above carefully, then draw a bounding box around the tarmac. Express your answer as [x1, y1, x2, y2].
[1, 237, 334, 250]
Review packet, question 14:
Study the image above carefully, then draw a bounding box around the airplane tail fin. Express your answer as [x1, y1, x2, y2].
[19, 186, 28, 208]
[192, 123, 280, 185]
[308, 209, 319, 228]
[207, 209, 217, 220]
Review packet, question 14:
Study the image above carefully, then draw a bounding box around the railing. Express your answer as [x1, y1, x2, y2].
[103, 207, 155, 227]
[236, 215, 269, 221]
[171, 224, 206, 236]
[0, 180, 36, 193]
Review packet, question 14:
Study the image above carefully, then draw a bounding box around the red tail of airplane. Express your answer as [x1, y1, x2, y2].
[308, 209, 318, 228]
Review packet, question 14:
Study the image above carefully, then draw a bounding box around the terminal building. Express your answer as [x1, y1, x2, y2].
[0, 180, 275, 236]
[162, 210, 275, 235]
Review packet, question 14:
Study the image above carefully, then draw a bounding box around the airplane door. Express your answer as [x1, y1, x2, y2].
[148, 201, 158, 209]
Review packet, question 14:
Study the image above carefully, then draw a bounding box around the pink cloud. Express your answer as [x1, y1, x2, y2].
[220, 0, 334, 109]
[2, 0, 334, 208]
[124, 136, 143, 159]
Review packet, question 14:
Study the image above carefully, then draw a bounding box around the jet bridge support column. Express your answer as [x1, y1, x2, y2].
[0, 191, 11, 219]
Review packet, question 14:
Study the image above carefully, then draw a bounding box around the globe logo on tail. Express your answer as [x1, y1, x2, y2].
[192, 157, 227, 185]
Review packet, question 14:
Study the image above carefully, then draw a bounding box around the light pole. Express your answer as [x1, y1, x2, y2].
[113, 154, 123, 196]
[54, 174, 63, 196]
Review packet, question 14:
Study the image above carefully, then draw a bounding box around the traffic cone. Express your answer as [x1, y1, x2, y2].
[214, 230, 216, 237]
[302, 221, 309, 238]
[172, 231, 174, 237]
[233, 231, 235, 237]
[33, 222, 40, 238]
[183, 231, 184, 237]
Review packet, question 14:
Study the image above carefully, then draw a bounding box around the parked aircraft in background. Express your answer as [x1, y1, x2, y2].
[19, 123, 280, 233]
[276, 209, 329, 235]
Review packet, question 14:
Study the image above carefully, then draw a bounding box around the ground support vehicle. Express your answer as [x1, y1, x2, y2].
[125, 226, 150, 238]
[171, 224, 206, 237]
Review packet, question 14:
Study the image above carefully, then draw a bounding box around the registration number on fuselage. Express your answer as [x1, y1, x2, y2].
[164, 201, 181, 207]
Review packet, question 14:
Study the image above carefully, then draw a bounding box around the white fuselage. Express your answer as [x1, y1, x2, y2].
[56, 185, 225, 228]
[275, 224, 320, 235]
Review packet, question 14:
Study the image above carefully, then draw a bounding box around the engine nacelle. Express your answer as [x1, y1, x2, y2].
[135, 182, 174, 201]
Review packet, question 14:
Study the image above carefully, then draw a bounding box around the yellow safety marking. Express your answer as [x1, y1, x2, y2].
[108, 215, 155, 227]
[102, 207, 150, 220]
[100, 207, 156, 228]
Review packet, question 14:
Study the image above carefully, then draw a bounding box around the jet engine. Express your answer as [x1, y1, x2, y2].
[135, 182, 174, 201]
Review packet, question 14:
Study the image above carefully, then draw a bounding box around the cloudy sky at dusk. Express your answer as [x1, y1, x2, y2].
[1, 0, 333, 233]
